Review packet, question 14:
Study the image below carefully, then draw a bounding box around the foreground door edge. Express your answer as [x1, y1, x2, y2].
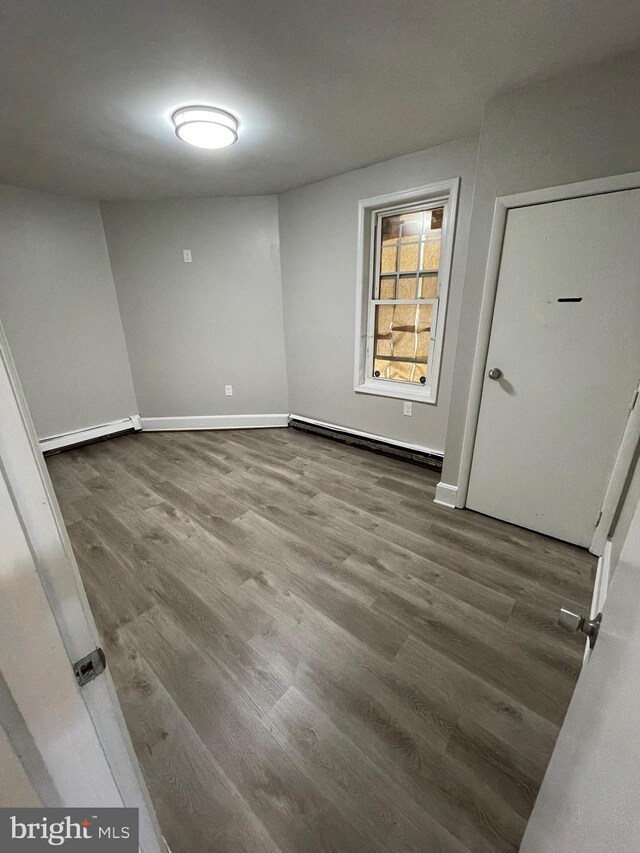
[521, 494, 640, 851]
[0, 319, 164, 852]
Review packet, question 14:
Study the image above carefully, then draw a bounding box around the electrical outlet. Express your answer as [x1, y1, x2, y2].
[225, 385, 233, 396]
[183, 249, 192, 263]
[403, 401, 413, 416]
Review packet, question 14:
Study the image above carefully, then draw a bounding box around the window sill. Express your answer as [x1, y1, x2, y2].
[354, 380, 435, 405]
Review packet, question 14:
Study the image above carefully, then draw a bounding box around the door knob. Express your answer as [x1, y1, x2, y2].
[558, 608, 602, 649]
[487, 367, 503, 380]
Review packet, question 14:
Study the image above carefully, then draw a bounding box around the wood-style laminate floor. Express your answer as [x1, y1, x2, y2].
[47, 428, 595, 853]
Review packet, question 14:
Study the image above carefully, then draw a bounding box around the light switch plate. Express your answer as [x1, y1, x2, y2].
[183, 249, 192, 263]
[403, 401, 413, 416]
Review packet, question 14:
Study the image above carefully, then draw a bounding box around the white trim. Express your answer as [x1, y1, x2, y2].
[141, 413, 289, 431]
[434, 481, 458, 508]
[355, 379, 438, 404]
[456, 170, 640, 509]
[591, 540, 612, 619]
[590, 380, 640, 556]
[354, 178, 460, 406]
[289, 414, 443, 457]
[39, 416, 140, 453]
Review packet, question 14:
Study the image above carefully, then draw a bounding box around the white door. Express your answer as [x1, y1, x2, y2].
[467, 189, 640, 547]
[0, 470, 125, 806]
[521, 494, 640, 852]
[0, 322, 163, 851]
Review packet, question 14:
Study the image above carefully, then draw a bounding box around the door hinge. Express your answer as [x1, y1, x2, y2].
[73, 647, 106, 687]
[594, 510, 602, 529]
[630, 384, 639, 412]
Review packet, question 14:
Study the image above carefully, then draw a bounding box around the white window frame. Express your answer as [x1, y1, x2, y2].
[354, 178, 459, 404]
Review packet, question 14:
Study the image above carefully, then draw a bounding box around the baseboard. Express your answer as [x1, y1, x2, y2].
[288, 415, 443, 470]
[434, 481, 458, 508]
[140, 414, 290, 431]
[40, 416, 140, 454]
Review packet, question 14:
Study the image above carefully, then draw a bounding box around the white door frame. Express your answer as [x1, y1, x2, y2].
[590, 380, 640, 555]
[456, 170, 640, 556]
[0, 320, 164, 851]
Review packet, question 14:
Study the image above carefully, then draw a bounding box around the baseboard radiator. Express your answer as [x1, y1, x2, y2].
[40, 412, 444, 472]
[288, 418, 443, 471]
[40, 416, 141, 456]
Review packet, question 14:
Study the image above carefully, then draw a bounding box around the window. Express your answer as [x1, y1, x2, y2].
[354, 180, 458, 404]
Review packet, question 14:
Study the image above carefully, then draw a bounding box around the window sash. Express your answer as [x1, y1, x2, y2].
[366, 200, 445, 390]
[372, 298, 437, 305]
[366, 298, 439, 390]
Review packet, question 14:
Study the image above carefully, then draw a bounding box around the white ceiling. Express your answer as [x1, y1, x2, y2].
[1, 0, 639, 200]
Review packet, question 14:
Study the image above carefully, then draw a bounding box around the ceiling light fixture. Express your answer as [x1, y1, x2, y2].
[172, 106, 238, 149]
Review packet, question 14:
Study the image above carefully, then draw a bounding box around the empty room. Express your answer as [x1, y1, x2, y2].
[1, 3, 640, 852]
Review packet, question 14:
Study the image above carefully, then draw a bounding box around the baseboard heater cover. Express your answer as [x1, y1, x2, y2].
[288, 417, 443, 471]
[40, 416, 141, 455]
[140, 414, 289, 431]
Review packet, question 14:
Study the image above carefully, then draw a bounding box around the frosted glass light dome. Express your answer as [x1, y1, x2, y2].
[172, 107, 238, 149]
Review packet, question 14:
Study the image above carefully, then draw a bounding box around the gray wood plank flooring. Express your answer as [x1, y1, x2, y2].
[47, 428, 595, 853]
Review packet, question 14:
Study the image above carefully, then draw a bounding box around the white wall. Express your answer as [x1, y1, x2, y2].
[101, 196, 289, 419]
[0, 186, 138, 440]
[6, 51, 638, 455]
[278, 136, 478, 454]
[442, 49, 640, 488]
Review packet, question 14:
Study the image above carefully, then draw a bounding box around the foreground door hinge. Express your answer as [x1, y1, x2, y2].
[73, 647, 106, 687]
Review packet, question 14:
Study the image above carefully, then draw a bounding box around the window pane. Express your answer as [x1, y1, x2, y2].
[398, 242, 419, 271]
[381, 215, 401, 244]
[418, 274, 438, 299]
[399, 211, 423, 240]
[374, 304, 394, 356]
[431, 207, 444, 230]
[373, 303, 432, 384]
[381, 245, 397, 273]
[421, 238, 441, 270]
[373, 357, 429, 384]
[421, 207, 443, 270]
[397, 275, 417, 299]
[379, 279, 396, 299]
